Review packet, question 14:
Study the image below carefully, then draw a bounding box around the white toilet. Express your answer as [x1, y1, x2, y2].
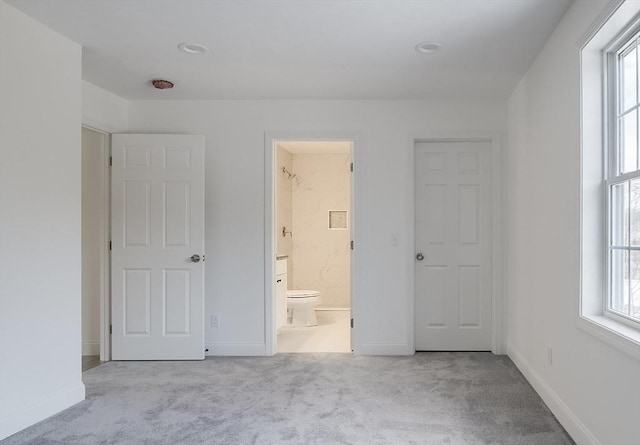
[287, 290, 321, 327]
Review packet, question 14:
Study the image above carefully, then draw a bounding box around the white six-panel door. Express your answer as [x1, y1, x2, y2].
[415, 141, 492, 350]
[111, 134, 205, 360]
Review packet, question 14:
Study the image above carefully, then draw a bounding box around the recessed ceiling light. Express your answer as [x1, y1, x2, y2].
[415, 41, 442, 54]
[178, 42, 208, 55]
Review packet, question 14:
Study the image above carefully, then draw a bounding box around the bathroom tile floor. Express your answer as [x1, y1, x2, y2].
[277, 309, 351, 353]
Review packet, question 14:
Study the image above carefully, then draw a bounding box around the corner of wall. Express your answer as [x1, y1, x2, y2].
[507, 345, 601, 445]
[0, 383, 86, 441]
[82, 80, 129, 133]
[1, 2, 85, 439]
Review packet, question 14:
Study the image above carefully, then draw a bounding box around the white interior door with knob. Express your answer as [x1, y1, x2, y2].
[414, 140, 492, 350]
[111, 134, 205, 360]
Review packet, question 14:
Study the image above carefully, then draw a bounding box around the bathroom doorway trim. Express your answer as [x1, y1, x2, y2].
[264, 132, 361, 355]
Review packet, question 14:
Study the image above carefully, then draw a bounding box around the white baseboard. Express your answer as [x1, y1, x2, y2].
[205, 342, 267, 356]
[0, 382, 85, 441]
[507, 345, 601, 445]
[82, 342, 100, 356]
[356, 343, 414, 356]
[493, 340, 509, 355]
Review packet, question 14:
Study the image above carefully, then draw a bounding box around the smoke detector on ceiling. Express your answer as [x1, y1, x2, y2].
[151, 79, 174, 90]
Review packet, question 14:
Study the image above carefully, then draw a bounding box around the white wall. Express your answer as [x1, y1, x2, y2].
[292, 153, 351, 308]
[127, 99, 507, 355]
[82, 80, 128, 133]
[0, 1, 85, 440]
[506, 1, 640, 444]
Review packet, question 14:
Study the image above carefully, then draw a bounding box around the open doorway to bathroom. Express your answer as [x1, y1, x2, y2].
[273, 140, 353, 353]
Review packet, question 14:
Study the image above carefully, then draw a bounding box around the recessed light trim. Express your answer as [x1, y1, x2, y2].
[415, 41, 442, 54]
[178, 42, 208, 55]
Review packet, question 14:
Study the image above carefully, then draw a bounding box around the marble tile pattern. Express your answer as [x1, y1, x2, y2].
[277, 146, 294, 285]
[2, 353, 575, 445]
[292, 153, 351, 308]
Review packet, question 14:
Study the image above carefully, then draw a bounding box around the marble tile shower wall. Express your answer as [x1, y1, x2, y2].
[291, 153, 351, 309]
[276, 147, 294, 285]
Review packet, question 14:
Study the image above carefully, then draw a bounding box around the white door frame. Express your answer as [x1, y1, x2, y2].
[408, 134, 505, 355]
[264, 132, 361, 355]
[81, 125, 111, 362]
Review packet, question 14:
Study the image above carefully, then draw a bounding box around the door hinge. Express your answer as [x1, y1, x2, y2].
[109, 325, 112, 335]
[109, 156, 112, 166]
[350, 318, 354, 328]
[350, 240, 354, 250]
[350, 162, 353, 172]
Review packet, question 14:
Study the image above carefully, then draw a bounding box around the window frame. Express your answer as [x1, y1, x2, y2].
[579, 0, 640, 360]
[604, 23, 640, 329]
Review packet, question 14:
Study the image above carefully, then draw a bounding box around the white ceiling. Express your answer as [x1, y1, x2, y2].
[6, 0, 573, 101]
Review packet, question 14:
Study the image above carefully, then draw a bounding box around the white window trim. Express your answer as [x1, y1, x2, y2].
[580, 0, 640, 360]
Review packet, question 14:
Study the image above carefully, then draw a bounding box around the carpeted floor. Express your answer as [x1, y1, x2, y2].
[1, 353, 575, 445]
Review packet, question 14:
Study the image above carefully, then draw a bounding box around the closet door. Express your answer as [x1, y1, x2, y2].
[414, 140, 492, 351]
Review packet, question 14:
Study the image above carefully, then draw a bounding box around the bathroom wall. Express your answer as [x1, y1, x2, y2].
[276, 146, 294, 285]
[292, 153, 351, 308]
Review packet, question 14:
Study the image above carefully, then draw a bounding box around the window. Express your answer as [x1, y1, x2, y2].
[580, 0, 640, 357]
[607, 28, 640, 326]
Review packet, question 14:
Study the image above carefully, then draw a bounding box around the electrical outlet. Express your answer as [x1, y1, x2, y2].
[211, 314, 220, 328]
[547, 346, 553, 366]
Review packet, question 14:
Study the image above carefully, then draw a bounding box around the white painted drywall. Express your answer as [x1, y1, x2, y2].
[506, 1, 640, 444]
[292, 153, 351, 308]
[0, 1, 85, 440]
[82, 80, 128, 133]
[81, 127, 105, 356]
[127, 99, 507, 355]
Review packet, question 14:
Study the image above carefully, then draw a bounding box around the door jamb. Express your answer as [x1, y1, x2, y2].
[82, 125, 111, 362]
[264, 132, 360, 355]
[409, 134, 505, 354]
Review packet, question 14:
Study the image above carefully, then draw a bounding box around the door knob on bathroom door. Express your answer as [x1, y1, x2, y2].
[416, 252, 424, 261]
[190, 254, 201, 263]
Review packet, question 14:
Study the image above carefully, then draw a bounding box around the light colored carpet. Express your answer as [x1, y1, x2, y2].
[1, 353, 574, 445]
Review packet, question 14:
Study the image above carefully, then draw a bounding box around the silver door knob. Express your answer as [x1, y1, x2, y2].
[416, 252, 424, 261]
[190, 254, 201, 263]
